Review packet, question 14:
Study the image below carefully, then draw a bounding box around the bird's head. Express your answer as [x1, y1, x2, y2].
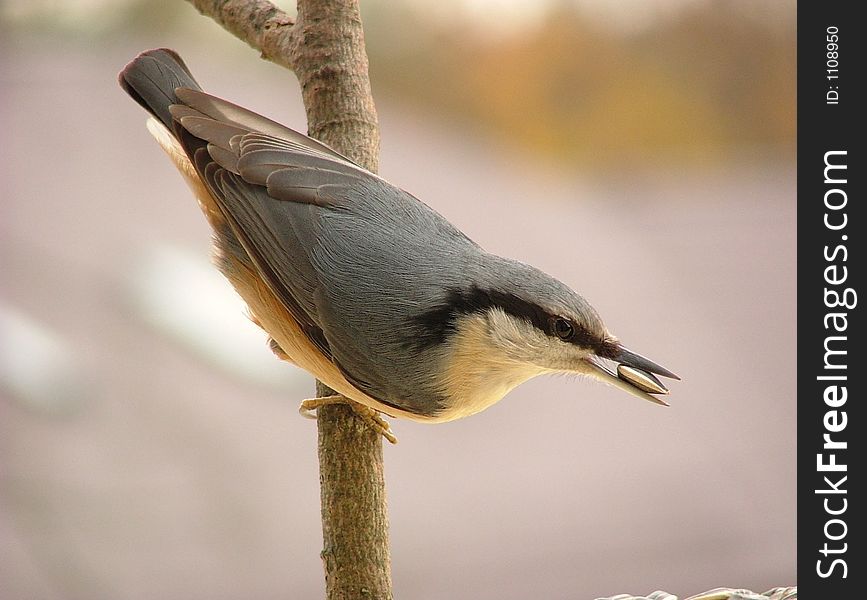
[414, 261, 678, 411]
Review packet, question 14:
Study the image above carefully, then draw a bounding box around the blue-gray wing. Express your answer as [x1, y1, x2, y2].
[168, 88, 478, 414]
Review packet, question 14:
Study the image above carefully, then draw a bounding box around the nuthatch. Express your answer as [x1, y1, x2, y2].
[119, 49, 678, 441]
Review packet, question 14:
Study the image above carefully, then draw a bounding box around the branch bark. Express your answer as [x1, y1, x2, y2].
[187, 0, 296, 68]
[186, 1, 389, 598]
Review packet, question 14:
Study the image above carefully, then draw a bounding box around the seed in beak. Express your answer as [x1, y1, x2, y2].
[616, 365, 669, 395]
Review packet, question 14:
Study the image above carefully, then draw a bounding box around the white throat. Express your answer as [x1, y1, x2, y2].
[436, 310, 553, 420]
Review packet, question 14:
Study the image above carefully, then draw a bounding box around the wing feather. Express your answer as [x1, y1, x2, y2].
[176, 87, 357, 165]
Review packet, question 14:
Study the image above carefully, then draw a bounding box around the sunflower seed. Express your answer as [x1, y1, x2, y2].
[617, 365, 669, 395]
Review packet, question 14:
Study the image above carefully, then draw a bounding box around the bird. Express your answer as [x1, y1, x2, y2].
[119, 48, 679, 442]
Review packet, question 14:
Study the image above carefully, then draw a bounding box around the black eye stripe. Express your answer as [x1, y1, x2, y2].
[549, 316, 601, 348]
[408, 286, 605, 351]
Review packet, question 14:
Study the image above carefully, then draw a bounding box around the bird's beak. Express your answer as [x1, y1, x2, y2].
[582, 345, 680, 406]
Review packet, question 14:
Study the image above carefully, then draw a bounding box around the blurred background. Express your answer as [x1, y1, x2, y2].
[1, 0, 795, 598]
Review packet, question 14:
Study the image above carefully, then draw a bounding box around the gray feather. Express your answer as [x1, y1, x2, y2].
[207, 143, 240, 174]
[177, 115, 247, 151]
[118, 49, 200, 130]
[176, 87, 355, 164]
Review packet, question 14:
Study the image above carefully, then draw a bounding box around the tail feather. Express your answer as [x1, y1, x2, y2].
[118, 48, 202, 131]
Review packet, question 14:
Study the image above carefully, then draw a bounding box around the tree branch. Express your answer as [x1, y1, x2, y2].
[316, 383, 391, 600]
[289, 0, 380, 171]
[185, 0, 389, 598]
[186, 0, 296, 68]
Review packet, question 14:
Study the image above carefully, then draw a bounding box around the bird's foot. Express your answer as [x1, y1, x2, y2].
[299, 395, 398, 444]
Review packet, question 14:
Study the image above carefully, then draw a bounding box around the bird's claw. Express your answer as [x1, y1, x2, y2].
[299, 395, 398, 444]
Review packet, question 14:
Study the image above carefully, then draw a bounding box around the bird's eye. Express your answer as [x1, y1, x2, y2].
[552, 318, 575, 341]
